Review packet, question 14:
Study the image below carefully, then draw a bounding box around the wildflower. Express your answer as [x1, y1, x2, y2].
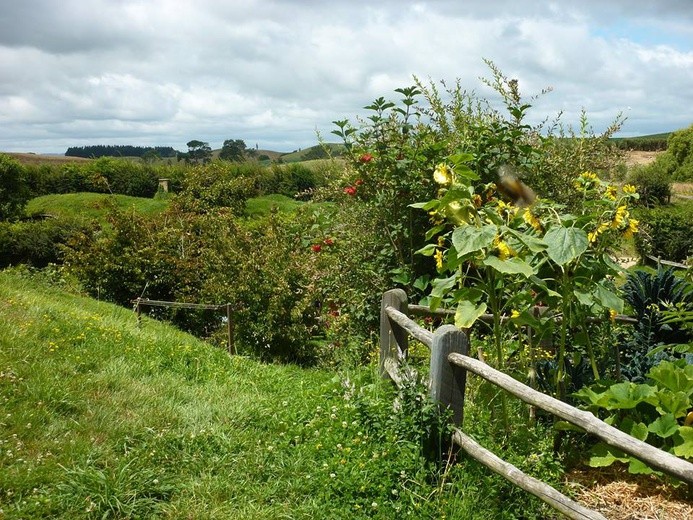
[493, 236, 513, 260]
[511, 310, 520, 319]
[588, 222, 610, 243]
[623, 218, 639, 239]
[611, 205, 628, 229]
[609, 309, 618, 322]
[434, 249, 444, 270]
[359, 153, 373, 163]
[311, 244, 322, 253]
[522, 209, 542, 232]
[433, 163, 453, 186]
[323, 238, 334, 246]
[343, 186, 357, 196]
[623, 184, 637, 194]
[354, 178, 364, 186]
[604, 185, 617, 200]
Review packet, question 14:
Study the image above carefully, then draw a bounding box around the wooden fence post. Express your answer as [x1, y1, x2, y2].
[135, 298, 142, 328]
[430, 325, 468, 426]
[380, 289, 409, 380]
[226, 303, 235, 355]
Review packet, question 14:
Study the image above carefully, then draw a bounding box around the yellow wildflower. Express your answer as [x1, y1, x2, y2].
[623, 184, 637, 194]
[434, 249, 444, 270]
[522, 209, 542, 232]
[604, 185, 617, 200]
[609, 309, 618, 322]
[588, 222, 610, 243]
[623, 218, 639, 239]
[611, 205, 628, 229]
[493, 236, 513, 260]
[511, 310, 520, 319]
[433, 163, 453, 186]
[581, 171, 598, 181]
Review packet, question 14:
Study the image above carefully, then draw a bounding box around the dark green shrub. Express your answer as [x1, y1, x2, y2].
[627, 161, 672, 206]
[635, 203, 693, 262]
[0, 153, 30, 220]
[0, 217, 87, 267]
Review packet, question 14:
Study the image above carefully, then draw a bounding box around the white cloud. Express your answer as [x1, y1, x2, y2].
[0, 0, 691, 153]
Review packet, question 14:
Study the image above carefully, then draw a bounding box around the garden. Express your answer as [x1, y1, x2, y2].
[1, 62, 692, 518]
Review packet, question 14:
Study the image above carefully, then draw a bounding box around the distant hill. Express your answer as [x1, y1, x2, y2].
[3, 152, 92, 165]
[612, 132, 672, 151]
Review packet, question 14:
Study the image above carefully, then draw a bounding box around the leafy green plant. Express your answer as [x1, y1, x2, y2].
[627, 162, 672, 206]
[574, 359, 693, 476]
[0, 153, 30, 221]
[634, 203, 693, 263]
[414, 159, 638, 405]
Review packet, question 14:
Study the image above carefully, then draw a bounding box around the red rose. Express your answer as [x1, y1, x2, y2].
[343, 186, 357, 196]
[359, 153, 373, 163]
[311, 244, 322, 253]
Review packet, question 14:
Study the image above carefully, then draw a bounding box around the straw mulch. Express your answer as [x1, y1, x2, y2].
[566, 466, 692, 520]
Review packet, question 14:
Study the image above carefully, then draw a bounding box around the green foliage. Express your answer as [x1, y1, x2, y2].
[0, 217, 87, 268]
[23, 157, 160, 198]
[0, 153, 30, 220]
[613, 134, 669, 151]
[182, 139, 212, 164]
[627, 162, 672, 206]
[574, 360, 693, 475]
[415, 161, 638, 400]
[634, 203, 693, 262]
[667, 124, 693, 181]
[219, 138, 247, 162]
[173, 162, 256, 215]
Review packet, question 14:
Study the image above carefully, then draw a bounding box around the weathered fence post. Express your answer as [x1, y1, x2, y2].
[430, 325, 468, 426]
[135, 298, 142, 328]
[380, 289, 409, 380]
[226, 303, 235, 355]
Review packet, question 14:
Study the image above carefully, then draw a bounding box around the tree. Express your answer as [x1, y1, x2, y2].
[185, 140, 212, 164]
[219, 139, 247, 162]
[0, 154, 30, 221]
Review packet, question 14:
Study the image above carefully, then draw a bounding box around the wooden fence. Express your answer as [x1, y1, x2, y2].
[133, 298, 235, 355]
[380, 289, 693, 520]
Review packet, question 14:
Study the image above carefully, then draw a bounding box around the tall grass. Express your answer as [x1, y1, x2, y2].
[0, 269, 563, 519]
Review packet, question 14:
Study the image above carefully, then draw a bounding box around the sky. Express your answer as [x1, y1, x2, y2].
[1, 0, 692, 155]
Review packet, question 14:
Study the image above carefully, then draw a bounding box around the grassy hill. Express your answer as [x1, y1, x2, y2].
[26, 193, 170, 221]
[0, 269, 569, 519]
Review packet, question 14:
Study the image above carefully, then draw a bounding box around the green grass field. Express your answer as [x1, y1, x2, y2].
[26, 193, 169, 220]
[0, 269, 565, 519]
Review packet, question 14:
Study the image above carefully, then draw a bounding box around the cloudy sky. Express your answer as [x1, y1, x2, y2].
[1, 0, 692, 154]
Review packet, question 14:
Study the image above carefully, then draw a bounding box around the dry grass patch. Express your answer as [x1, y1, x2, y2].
[567, 466, 692, 520]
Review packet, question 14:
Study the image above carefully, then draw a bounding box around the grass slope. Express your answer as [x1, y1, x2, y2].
[26, 193, 169, 221]
[0, 270, 565, 519]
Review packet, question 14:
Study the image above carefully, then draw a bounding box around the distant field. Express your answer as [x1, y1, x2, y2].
[5, 152, 92, 165]
[26, 193, 169, 220]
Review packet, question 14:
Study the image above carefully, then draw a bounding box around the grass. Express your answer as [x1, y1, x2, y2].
[26, 193, 169, 221]
[0, 268, 568, 519]
[244, 194, 304, 217]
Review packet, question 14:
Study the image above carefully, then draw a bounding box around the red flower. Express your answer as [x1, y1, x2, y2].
[311, 244, 322, 253]
[354, 179, 364, 186]
[343, 186, 357, 196]
[359, 153, 373, 163]
[323, 238, 334, 246]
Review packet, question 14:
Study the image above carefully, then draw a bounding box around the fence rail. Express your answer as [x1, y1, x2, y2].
[133, 297, 235, 355]
[379, 289, 693, 519]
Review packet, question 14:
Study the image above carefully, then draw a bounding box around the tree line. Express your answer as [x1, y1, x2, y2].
[66, 145, 178, 159]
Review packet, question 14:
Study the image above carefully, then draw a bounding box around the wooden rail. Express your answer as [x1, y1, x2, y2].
[134, 298, 235, 355]
[379, 289, 693, 519]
